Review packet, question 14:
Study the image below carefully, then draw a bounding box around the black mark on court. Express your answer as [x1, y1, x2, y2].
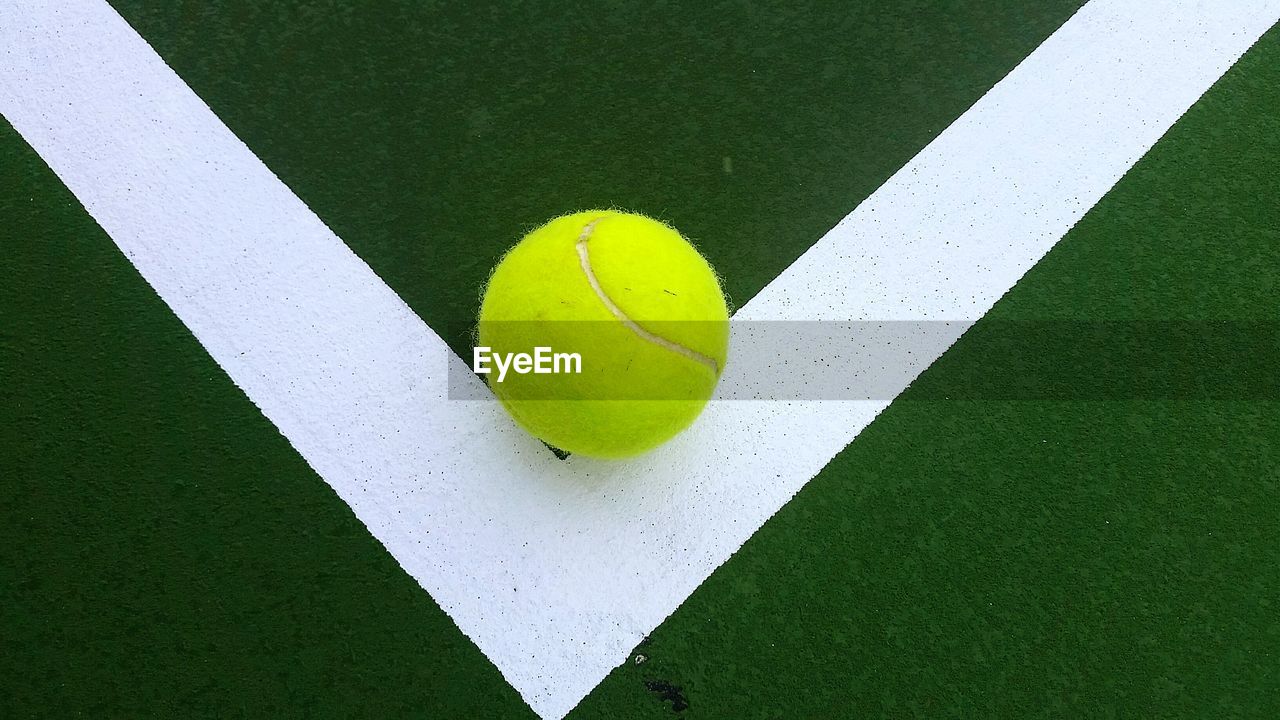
[644, 679, 689, 713]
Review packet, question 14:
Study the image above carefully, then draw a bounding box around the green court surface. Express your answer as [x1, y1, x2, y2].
[3, 2, 1277, 718]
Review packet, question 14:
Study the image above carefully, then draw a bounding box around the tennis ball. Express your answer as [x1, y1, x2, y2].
[478, 210, 729, 458]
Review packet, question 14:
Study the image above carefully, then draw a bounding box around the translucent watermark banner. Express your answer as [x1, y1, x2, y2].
[448, 321, 1280, 401]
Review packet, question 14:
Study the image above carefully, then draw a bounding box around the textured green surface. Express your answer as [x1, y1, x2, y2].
[574, 26, 1280, 719]
[3, 2, 1277, 719]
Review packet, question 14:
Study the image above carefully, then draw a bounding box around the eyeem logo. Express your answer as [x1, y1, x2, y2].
[473, 346, 583, 382]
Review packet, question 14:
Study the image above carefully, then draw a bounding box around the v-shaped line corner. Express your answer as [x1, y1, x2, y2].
[2, 1, 1276, 718]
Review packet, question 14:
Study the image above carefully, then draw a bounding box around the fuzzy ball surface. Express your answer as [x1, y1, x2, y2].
[478, 210, 729, 458]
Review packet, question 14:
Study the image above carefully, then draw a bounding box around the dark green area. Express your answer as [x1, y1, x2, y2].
[909, 320, 1280, 400]
[575, 26, 1280, 720]
[0, 121, 530, 717]
[110, 0, 1085, 353]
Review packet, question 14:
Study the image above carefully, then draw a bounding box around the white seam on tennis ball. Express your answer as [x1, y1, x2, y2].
[574, 217, 721, 375]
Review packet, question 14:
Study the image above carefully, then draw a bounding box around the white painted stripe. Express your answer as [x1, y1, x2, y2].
[1, 1, 1275, 718]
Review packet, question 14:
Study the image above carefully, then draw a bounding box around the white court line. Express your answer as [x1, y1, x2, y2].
[2, 0, 1276, 717]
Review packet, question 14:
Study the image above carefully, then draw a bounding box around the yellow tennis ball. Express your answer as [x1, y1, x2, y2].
[478, 210, 729, 458]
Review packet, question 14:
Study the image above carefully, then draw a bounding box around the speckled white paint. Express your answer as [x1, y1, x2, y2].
[2, 0, 1276, 717]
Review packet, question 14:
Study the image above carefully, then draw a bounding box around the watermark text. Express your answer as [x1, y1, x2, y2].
[474, 346, 582, 382]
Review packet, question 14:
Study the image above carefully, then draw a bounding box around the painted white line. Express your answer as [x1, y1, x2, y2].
[1, 0, 1275, 717]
